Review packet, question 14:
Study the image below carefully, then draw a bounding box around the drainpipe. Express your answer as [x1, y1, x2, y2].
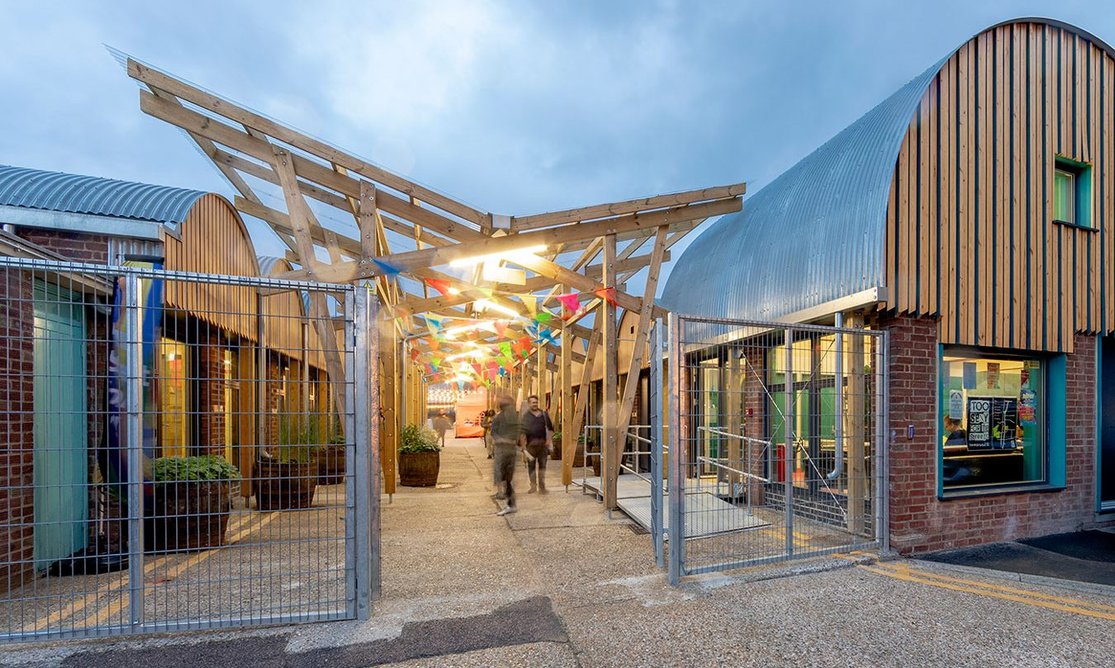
[827, 312, 844, 483]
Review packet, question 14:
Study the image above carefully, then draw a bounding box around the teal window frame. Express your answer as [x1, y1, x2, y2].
[936, 346, 1067, 499]
[1053, 156, 1093, 230]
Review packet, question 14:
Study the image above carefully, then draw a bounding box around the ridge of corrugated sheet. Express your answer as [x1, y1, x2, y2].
[0, 164, 206, 225]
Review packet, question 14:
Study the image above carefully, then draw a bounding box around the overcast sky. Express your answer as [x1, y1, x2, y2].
[3, 0, 1113, 290]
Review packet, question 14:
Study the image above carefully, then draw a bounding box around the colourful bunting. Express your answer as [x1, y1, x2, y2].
[425, 278, 452, 296]
[594, 287, 618, 306]
[493, 320, 509, 337]
[372, 258, 402, 276]
[534, 311, 553, 325]
[556, 292, 581, 314]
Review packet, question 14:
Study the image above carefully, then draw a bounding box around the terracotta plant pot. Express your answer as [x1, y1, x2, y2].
[399, 450, 440, 487]
[145, 480, 233, 553]
[253, 458, 319, 510]
[317, 443, 346, 485]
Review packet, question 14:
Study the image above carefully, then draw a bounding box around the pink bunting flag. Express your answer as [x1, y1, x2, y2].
[556, 292, 582, 314]
[493, 320, 509, 337]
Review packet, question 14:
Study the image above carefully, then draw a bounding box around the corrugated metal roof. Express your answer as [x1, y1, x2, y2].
[257, 255, 288, 277]
[662, 18, 1115, 325]
[0, 164, 206, 225]
[661, 56, 946, 322]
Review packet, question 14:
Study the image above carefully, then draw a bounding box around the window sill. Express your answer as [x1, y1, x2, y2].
[938, 483, 1065, 501]
[1052, 219, 1097, 232]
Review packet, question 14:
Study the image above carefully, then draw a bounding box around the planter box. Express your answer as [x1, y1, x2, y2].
[399, 450, 440, 487]
[253, 458, 318, 510]
[318, 443, 346, 485]
[145, 480, 233, 553]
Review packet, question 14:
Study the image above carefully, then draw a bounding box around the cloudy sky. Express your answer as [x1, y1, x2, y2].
[2, 0, 1113, 287]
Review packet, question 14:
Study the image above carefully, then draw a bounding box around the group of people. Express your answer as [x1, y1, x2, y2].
[481, 394, 553, 516]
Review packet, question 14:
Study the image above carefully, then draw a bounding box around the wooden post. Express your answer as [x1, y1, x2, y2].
[380, 321, 398, 496]
[602, 234, 619, 511]
[561, 297, 575, 485]
[846, 312, 866, 535]
[617, 226, 668, 439]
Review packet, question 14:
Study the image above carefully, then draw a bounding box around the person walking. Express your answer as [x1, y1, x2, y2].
[490, 396, 524, 516]
[480, 409, 494, 459]
[433, 409, 452, 447]
[521, 395, 554, 494]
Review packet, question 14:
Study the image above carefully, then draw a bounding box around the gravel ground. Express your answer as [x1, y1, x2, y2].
[4, 437, 1115, 667]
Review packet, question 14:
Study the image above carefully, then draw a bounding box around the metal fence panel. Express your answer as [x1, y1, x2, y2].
[667, 314, 887, 579]
[0, 257, 373, 642]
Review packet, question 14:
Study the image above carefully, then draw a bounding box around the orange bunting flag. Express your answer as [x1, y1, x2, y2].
[493, 320, 509, 337]
[594, 287, 618, 306]
[425, 278, 452, 296]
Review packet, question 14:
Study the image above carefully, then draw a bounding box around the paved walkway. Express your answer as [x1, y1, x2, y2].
[5, 437, 1115, 667]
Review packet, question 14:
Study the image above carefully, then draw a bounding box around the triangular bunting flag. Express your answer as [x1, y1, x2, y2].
[424, 278, 452, 296]
[557, 292, 581, 314]
[594, 287, 618, 306]
[372, 258, 402, 276]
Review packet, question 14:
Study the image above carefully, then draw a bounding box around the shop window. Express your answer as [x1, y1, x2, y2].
[938, 350, 1047, 492]
[1053, 157, 1092, 229]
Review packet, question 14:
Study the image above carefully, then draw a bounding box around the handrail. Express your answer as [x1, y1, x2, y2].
[695, 456, 770, 484]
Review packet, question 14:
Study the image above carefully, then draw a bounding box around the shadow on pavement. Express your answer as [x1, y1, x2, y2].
[922, 529, 1115, 586]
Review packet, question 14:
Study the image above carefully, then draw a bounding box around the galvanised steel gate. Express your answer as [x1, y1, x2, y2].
[0, 257, 378, 642]
[656, 313, 888, 582]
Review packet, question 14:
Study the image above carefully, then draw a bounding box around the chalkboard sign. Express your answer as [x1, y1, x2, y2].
[966, 396, 1018, 450]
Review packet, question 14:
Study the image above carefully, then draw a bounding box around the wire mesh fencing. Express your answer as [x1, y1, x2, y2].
[666, 314, 887, 579]
[0, 257, 375, 642]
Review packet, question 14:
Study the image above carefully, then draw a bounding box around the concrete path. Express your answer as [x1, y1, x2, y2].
[5, 437, 1115, 667]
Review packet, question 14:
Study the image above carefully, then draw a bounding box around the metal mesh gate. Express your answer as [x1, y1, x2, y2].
[0, 257, 376, 642]
[663, 313, 887, 580]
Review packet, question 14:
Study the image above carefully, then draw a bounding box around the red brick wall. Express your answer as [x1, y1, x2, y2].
[15, 229, 108, 264]
[884, 313, 1105, 554]
[0, 270, 36, 593]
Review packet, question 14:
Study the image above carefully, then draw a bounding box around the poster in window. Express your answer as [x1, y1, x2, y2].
[966, 396, 1018, 450]
[986, 362, 1000, 389]
[1019, 388, 1037, 423]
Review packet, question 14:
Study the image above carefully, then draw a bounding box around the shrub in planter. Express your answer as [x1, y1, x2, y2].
[146, 455, 240, 553]
[317, 418, 347, 485]
[398, 424, 441, 487]
[254, 418, 321, 510]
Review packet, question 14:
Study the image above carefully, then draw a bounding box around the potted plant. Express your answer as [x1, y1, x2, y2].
[550, 430, 562, 460]
[398, 423, 442, 487]
[146, 455, 240, 553]
[586, 436, 601, 477]
[253, 417, 322, 510]
[317, 417, 347, 485]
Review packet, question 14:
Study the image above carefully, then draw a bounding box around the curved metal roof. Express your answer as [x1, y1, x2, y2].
[0, 164, 206, 225]
[257, 255, 288, 278]
[661, 18, 1111, 323]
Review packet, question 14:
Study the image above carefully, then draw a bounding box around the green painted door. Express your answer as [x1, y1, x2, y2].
[33, 283, 88, 569]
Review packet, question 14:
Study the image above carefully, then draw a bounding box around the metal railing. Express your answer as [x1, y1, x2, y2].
[0, 257, 377, 642]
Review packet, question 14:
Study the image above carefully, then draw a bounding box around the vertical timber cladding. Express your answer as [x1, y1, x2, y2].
[886, 22, 1115, 353]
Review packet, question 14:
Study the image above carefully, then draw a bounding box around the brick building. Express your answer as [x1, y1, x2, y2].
[661, 18, 1115, 554]
[0, 164, 331, 591]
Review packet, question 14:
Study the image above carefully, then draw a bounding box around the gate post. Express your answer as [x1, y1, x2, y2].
[667, 313, 684, 584]
[352, 285, 380, 616]
[783, 327, 794, 556]
[123, 273, 145, 628]
[649, 320, 664, 569]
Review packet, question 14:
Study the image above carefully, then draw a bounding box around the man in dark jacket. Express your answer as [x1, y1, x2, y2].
[490, 395, 524, 515]
[521, 395, 554, 494]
